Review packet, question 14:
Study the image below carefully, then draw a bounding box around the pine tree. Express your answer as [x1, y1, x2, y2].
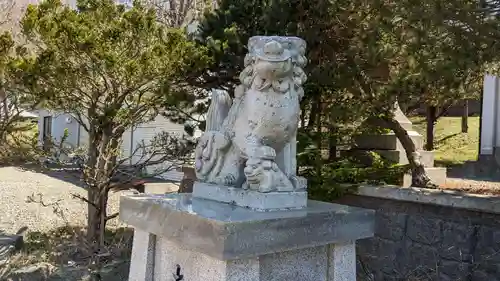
[11, 1, 210, 278]
[187, 0, 500, 187]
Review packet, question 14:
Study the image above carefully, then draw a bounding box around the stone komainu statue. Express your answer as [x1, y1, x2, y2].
[194, 36, 308, 193]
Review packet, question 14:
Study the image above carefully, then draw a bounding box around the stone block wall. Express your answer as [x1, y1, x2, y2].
[334, 188, 500, 281]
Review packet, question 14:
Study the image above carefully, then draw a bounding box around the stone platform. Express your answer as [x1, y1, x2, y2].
[192, 182, 308, 211]
[120, 193, 375, 281]
[0, 234, 23, 261]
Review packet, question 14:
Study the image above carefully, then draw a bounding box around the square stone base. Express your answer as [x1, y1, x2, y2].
[142, 232, 356, 281]
[192, 181, 308, 211]
[121, 193, 375, 281]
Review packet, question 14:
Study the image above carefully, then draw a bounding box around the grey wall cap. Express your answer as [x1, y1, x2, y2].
[357, 185, 500, 214]
[120, 193, 374, 260]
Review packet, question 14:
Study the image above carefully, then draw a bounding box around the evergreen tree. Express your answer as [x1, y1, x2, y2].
[11, 1, 209, 277]
[188, 0, 500, 187]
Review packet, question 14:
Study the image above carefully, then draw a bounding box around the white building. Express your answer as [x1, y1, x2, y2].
[480, 74, 500, 157]
[35, 109, 195, 181]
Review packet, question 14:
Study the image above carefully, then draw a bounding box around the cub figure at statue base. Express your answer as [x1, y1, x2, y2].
[194, 36, 308, 194]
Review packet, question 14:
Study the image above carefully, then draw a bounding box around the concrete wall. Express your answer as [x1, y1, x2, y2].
[334, 186, 500, 281]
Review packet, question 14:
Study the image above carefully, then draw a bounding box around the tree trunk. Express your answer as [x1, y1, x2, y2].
[425, 106, 436, 151]
[300, 106, 306, 129]
[462, 100, 468, 133]
[307, 98, 320, 130]
[87, 188, 100, 244]
[85, 131, 99, 242]
[0, 71, 7, 122]
[84, 126, 118, 280]
[315, 98, 323, 175]
[380, 116, 438, 188]
[0, 87, 7, 121]
[328, 126, 337, 161]
[86, 185, 109, 281]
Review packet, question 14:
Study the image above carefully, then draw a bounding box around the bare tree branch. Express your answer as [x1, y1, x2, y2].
[0, 0, 14, 28]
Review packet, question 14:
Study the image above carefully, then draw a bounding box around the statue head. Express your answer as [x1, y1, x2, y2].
[240, 36, 308, 96]
[255, 40, 292, 62]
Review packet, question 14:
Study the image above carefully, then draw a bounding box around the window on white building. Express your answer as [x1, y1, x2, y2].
[117, 0, 134, 7]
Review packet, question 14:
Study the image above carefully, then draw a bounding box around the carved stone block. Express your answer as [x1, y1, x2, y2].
[193, 182, 307, 211]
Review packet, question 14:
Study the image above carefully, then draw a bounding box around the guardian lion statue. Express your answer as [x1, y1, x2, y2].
[194, 36, 307, 193]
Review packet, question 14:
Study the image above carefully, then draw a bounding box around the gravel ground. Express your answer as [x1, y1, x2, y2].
[1, 165, 499, 235]
[0, 166, 179, 235]
[0, 166, 124, 234]
[443, 177, 500, 196]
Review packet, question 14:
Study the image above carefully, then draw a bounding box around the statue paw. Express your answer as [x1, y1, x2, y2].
[194, 131, 230, 180]
[289, 176, 307, 191]
[258, 182, 274, 193]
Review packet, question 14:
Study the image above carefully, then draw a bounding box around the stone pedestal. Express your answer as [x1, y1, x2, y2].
[193, 182, 307, 210]
[120, 193, 375, 281]
[121, 35, 374, 281]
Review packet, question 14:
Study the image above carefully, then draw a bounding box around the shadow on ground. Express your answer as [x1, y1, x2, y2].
[1, 226, 133, 281]
[14, 163, 178, 191]
[434, 133, 461, 146]
[437, 159, 500, 182]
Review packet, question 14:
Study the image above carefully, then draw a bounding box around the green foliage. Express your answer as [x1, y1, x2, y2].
[0, 30, 43, 166]
[191, 0, 500, 190]
[298, 130, 407, 200]
[0, 31, 14, 66]
[13, 0, 210, 129]
[195, 0, 499, 118]
[301, 156, 408, 201]
[7, 2, 212, 272]
[7, 0, 211, 178]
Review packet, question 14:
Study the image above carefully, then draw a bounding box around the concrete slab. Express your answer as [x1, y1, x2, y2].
[119, 193, 374, 260]
[356, 184, 500, 214]
[144, 182, 179, 194]
[0, 234, 23, 260]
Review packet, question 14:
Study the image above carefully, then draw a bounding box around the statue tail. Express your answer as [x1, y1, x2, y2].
[206, 89, 232, 131]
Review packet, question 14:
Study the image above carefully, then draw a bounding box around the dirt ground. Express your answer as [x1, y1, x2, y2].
[0, 166, 179, 281]
[443, 178, 500, 196]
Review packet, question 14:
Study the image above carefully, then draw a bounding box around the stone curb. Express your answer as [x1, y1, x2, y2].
[355, 185, 500, 215]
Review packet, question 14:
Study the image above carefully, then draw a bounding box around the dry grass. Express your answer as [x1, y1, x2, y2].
[0, 166, 180, 280]
[0, 167, 136, 280]
[0, 168, 137, 280]
[1, 226, 133, 280]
